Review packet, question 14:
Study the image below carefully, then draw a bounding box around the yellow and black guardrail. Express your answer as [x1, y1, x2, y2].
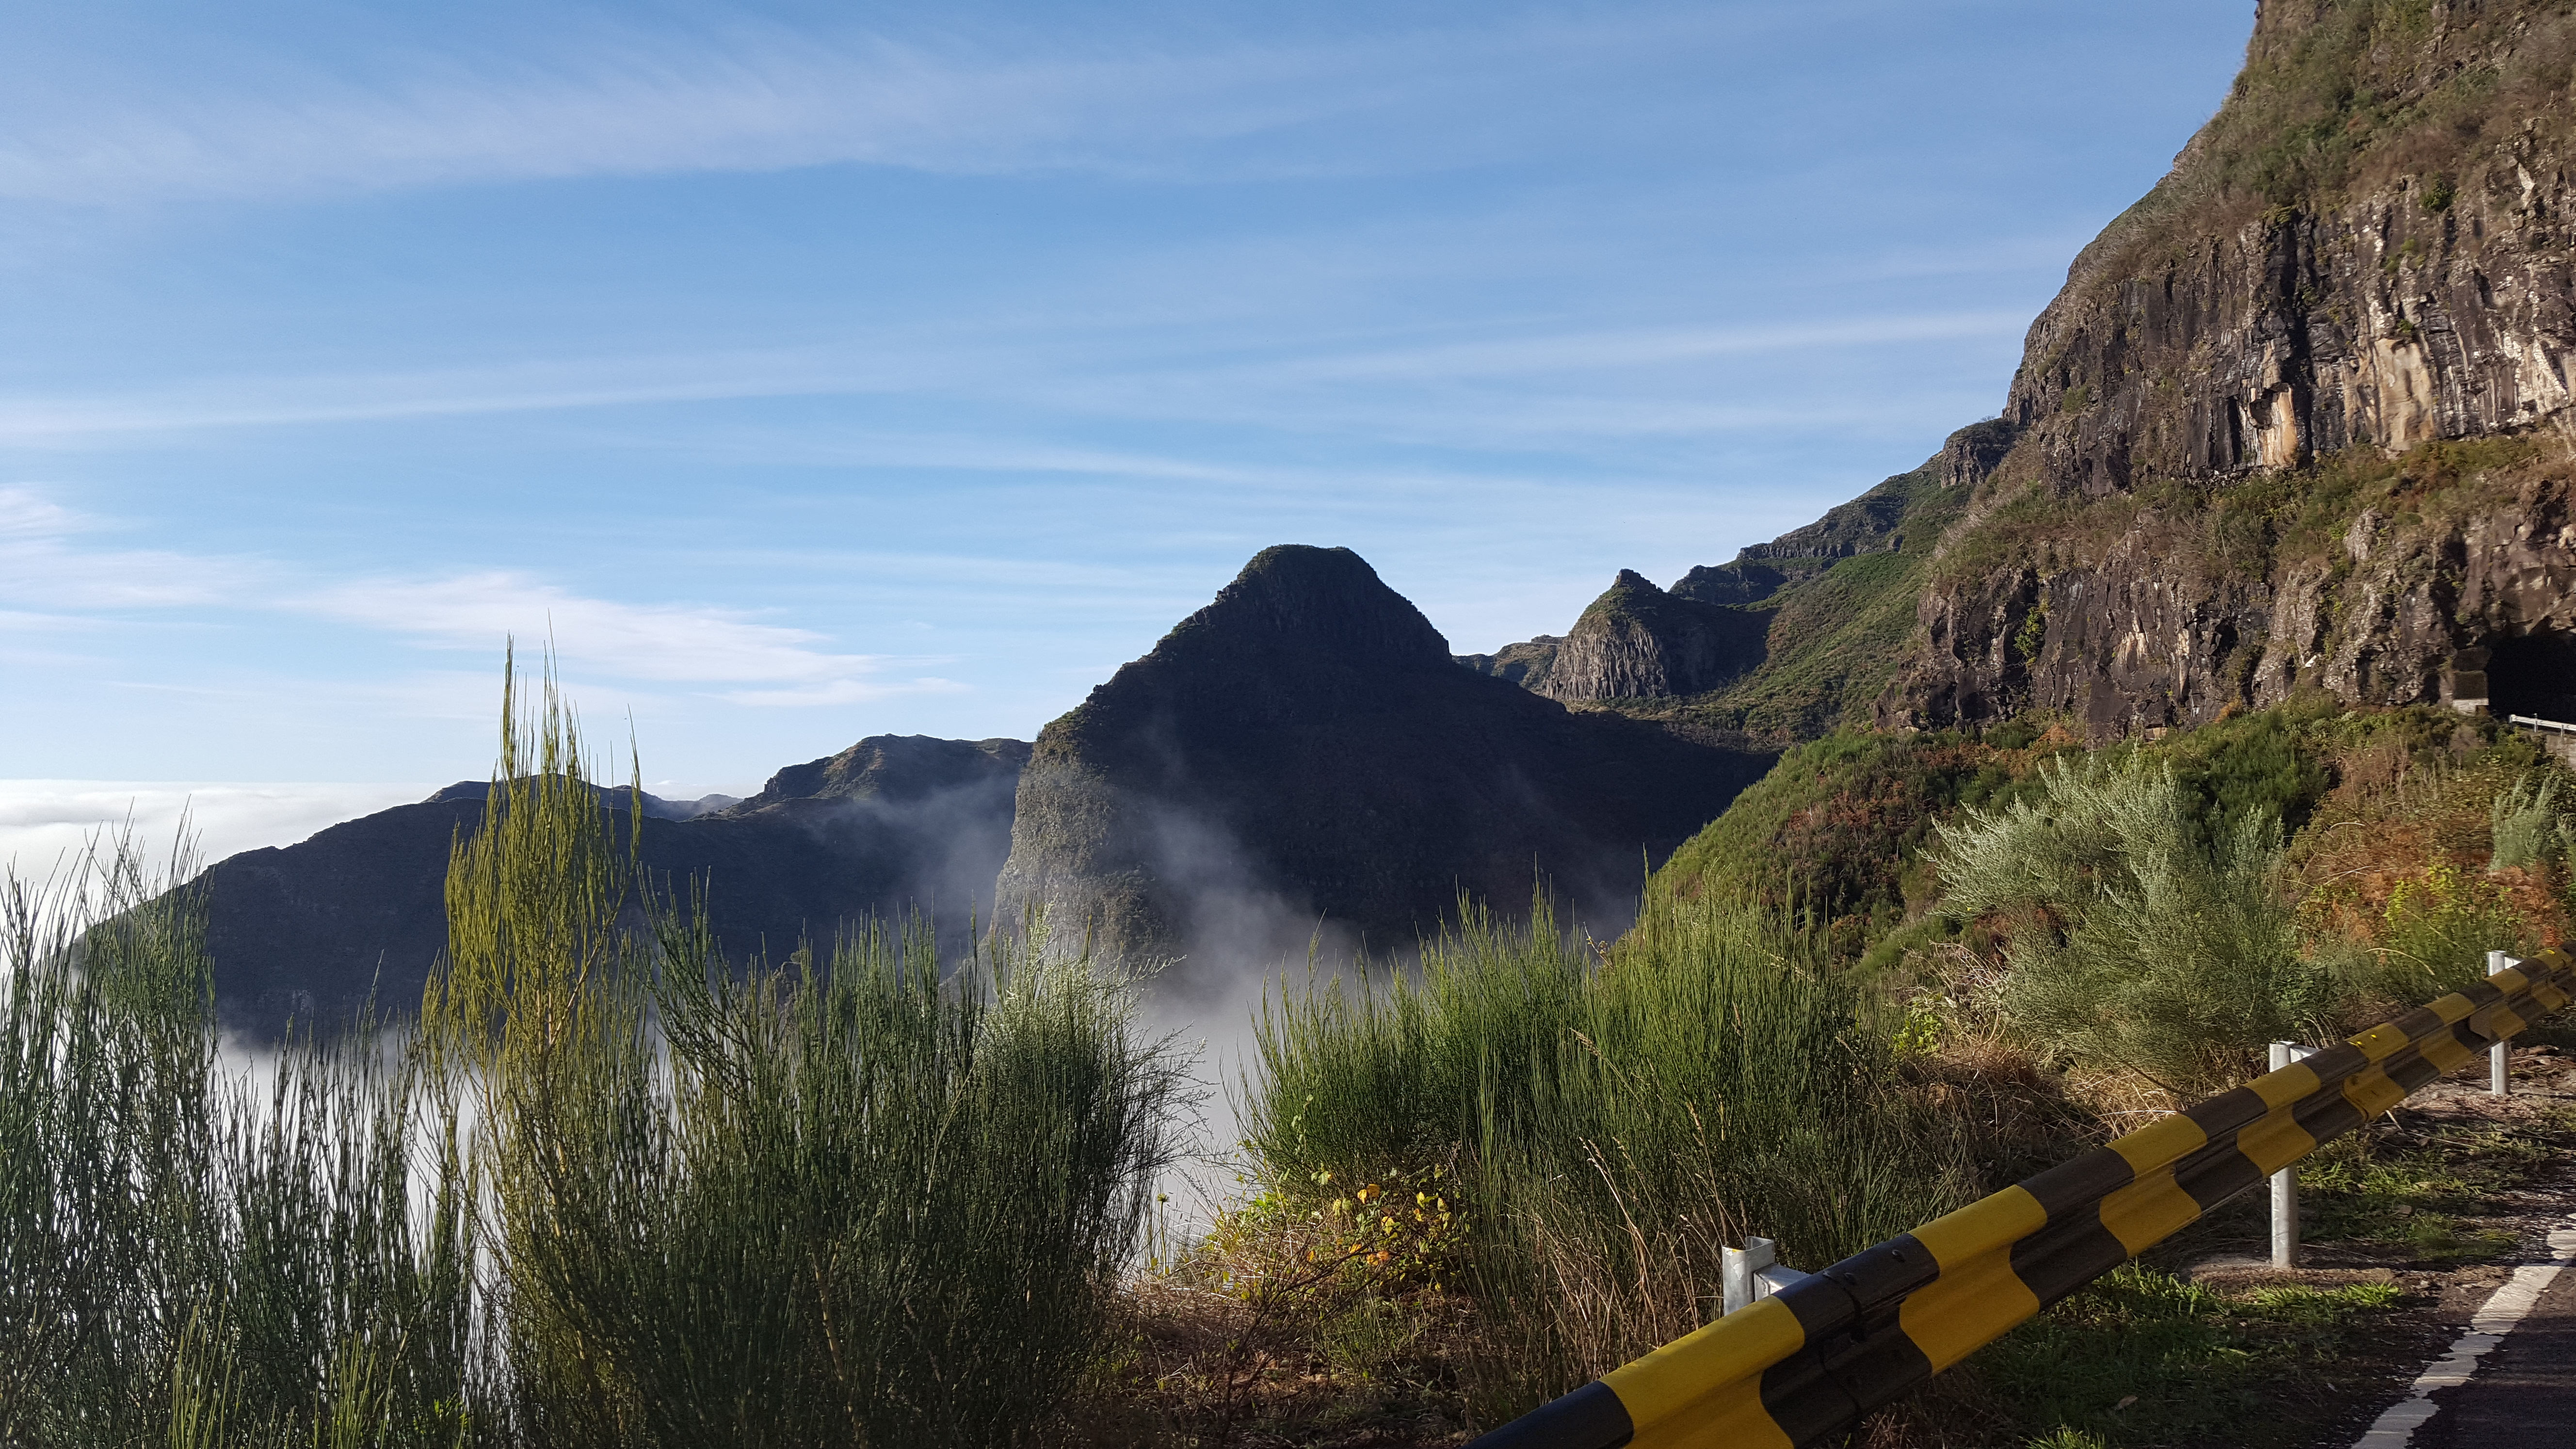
[1469, 948, 2576, 1449]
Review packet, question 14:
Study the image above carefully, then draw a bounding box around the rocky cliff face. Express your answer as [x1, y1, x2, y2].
[1889, 0, 2576, 736]
[197, 734, 1029, 1035]
[1455, 635, 1562, 691]
[991, 546, 1775, 985]
[1537, 570, 1769, 702]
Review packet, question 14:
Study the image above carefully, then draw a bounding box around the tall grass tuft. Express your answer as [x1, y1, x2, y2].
[8, 654, 1180, 1445]
[430, 653, 1184, 1447]
[1243, 892, 1970, 1408]
[1932, 756, 2338, 1097]
[2490, 772, 2570, 877]
[0, 835, 480, 1448]
[0, 837, 226, 1445]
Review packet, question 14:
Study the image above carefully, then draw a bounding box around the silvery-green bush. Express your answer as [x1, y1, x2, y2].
[1932, 756, 2338, 1097]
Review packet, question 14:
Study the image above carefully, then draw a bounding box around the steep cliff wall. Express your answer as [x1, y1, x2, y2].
[1892, 0, 2576, 736]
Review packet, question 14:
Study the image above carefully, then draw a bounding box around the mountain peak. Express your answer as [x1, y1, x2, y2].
[1164, 544, 1452, 668]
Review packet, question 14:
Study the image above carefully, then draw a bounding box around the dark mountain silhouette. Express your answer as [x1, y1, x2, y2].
[991, 545, 1777, 993]
[197, 736, 1027, 1036]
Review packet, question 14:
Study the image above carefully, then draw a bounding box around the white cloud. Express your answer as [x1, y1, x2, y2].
[0, 486, 931, 704]
[299, 570, 896, 690]
[0, 484, 264, 608]
[0, 779, 435, 879]
[0, 485, 80, 536]
[0, 17, 1500, 204]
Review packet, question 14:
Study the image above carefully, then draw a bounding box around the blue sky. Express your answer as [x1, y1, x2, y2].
[1, 0, 2254, 849]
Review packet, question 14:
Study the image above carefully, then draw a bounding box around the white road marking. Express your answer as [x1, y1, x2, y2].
[2350, 1221, 2576, 1448]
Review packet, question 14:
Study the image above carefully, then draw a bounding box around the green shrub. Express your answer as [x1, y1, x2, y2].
[2156, 699, 2339, 837]
[2374, 862, 2528, 1000]
[1243, 893, 1970, 1405]
[2490, 773, 2569, 875]
[1646, 730, 2033, 961]
[430, 662, 1184, 1448]
[1932, 756, 2338, 1096]
[0, 838, 477, 1449]
[6, 658, 1183, 1447]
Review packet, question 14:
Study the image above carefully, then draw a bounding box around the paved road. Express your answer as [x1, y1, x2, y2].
[2418, 1257, 2576, 1448]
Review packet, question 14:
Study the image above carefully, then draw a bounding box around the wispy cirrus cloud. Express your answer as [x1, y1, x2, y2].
[0, 6, 1814, 205]
[0, 485, 947, 706]
[0, 25, 1262, 202]
[299, 570, 933, 696]
[1238, 311, 2031, 383]
[0, 307, 2021, 447]
[0, 483, 264, 608]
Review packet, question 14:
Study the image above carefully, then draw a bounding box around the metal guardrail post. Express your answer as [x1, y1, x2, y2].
[1720, 1239, 1766, 1316]
[2268, 1040, 2317, 1268]
[2489, 950, 2517, 1095]
[1721, 1236, 1810, 1317]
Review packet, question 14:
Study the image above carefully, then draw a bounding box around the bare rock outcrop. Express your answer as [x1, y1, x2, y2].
[1890, 0, 2576, 736]
[1455, 635, 1562, 691]
[1539, 570, 1769, 702]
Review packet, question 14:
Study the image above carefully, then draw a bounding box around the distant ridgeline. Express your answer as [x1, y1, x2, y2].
[991, 545, 1776, 984]
[195, 736, 1028, 1036]
[1457, 430, 2007, 739]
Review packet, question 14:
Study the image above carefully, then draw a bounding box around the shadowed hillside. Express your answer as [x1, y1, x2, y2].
[195, 735, 1027, 1034]
[992, 545, 1776, 989]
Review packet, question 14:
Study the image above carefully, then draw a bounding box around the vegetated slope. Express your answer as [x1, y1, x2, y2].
[1647, 697, 2571, 986]
[990, 545, 1778, 985]
[1645, 728, 2030, 958]
[194, 734, 1028, 1035]
[1466, 420, 2001, 741]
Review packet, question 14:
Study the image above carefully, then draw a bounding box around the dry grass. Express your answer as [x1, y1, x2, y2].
[1073, 1219, 1481, 1448]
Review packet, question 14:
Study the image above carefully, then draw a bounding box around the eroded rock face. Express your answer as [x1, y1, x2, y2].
[991, 546, 1775, 983]
[2003, 185, 2576, 497]
[1890, 1, 2576, 736]
[1540, 571, 1769, 702]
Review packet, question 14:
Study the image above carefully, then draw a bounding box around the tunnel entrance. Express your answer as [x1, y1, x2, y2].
[2487, 630, 2576, 723]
